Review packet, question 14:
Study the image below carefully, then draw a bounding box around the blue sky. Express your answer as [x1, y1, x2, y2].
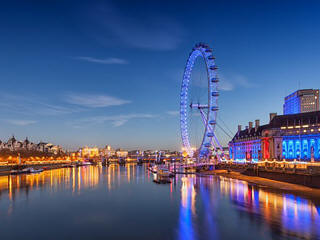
[0, 0, 319, 150]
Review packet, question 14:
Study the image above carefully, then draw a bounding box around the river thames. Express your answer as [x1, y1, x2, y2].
[0, 164, 319, 240]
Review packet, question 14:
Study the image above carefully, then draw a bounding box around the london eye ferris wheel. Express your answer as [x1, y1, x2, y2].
[180, 43, 223, 161]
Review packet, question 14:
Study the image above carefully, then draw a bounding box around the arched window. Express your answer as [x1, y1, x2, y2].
[282, 141, 287, 158]
[295, 140, 301, 159]
[288, 140, 294, 159]
[302, 139, 308, 160]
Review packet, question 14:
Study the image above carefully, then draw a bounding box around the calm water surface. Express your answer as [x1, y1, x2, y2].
[0, 164, 319, 240]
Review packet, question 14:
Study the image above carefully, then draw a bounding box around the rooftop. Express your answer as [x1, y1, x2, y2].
[231, 111, 320, 142]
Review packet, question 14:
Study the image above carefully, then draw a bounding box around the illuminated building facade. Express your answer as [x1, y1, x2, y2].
[229, 111, 320, 162]
[128, 150, 144, 159]
[229, 120, 264, 163]
[116, 149, 128, 158]
[80, 147, 99, 159]
[276, 111, 320, 161]
[283, 89, 319, 115]
[100, 145, 115, 158]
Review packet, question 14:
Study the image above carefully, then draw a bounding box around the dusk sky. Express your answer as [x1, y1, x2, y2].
[1, 0, 320, 150]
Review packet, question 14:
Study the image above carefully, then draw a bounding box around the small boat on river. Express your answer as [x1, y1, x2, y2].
[10, 167, 43, 175]
[148, 165, 158, 173]
[148, 165, 175, 177]
[10, 168, 30, 175]
[76, 161, 92, 167]
[153, 168, 172, 184]
[29, 168, 44, 173]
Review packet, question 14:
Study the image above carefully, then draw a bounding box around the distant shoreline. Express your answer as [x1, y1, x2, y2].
[0, 163, 71, 176]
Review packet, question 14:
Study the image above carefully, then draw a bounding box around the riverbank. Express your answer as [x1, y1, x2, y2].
[201, 169, 320, 199]
[0, 163, 72, 176]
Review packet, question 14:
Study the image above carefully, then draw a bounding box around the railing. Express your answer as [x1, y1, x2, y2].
[220, 158, 320, 166]
[217, 160, 320, 175]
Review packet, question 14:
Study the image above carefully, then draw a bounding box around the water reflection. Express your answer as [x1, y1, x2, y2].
[218, 176, 320, 239]
[0, 166, 102, 200]
[0, 165, 319, 240]
[0, 164, 144, 199]
[177, 175, 320, 239]
[106, 163, 138, 190]
[178, 177, 197, 240]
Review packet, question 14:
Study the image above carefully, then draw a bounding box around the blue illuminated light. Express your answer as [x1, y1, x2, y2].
[288, 140, 294, 158]
[303, 139, 308, 159]
[295, 141, 301, 158]
[179, 43, 219, 159]
[283, 91, 301, 115]
[229, 139, 261, 162]
[282, 134, 320, 161]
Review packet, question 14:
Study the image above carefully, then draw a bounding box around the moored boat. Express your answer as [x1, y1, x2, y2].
[148, 165, 175, 177]
[10, 168, 31, 175]
[76, 161, 91, 167]
[81, 161, 92, 166]
[148, 165, 158, 173]
[153, 168, 172, 184]
[10, 169, 23, 175]
[29, 168, 44, 173]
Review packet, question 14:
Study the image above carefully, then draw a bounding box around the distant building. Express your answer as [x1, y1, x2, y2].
[37, 142, 48, 152]
[80, 147, 99, 158]
[222, 147, 230, 159]
[48, 145, 63, 155]
[143, 150, 158, 160]
[283, 89, 319, 115]
[116, 149, 128, 158]
[128, 150, 143, 158]
[0, 136, 64, 154]
[100, 145, 115, 158]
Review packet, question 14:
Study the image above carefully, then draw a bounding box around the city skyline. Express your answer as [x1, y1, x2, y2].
[1, 0, 320, 151]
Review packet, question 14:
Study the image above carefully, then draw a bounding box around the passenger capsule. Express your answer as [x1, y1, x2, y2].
[207, 132, 214, 137]
[212, 91, 219, 97]
[210, 66, 218, 71]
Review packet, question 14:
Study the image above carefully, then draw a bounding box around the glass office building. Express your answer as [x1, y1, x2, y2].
[283, 89, 319, 115]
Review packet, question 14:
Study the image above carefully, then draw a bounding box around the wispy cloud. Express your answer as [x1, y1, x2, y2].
[74, 114, 156, 127]
[36, 103, 81, 115]
[6, 119, 37, 126]
[166, 111, 179, 116]
[90, 3, 185, 51]
[74, 56, 128, 65]
[0, 94, 80, 116]
[0, 92, 131, 121]
[65, 93, 131, 108]
[220, 73, 259, 90]
[233, 74, 258, 88]
[219, 79, 235, 91]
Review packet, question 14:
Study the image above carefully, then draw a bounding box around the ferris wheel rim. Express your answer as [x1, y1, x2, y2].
[180, 43, 219, 159]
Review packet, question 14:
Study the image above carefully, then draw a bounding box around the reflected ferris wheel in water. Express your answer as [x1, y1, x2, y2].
[180, 43, 223, 161]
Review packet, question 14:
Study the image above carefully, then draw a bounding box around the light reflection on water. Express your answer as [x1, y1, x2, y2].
[0, 164, 140, 199]
[0, 166, 102, 199]
[177, 175, 320, 240]
[0, 165, 319, 240]
[178, 177, 197, 240]
[219, 176, 320, 239]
